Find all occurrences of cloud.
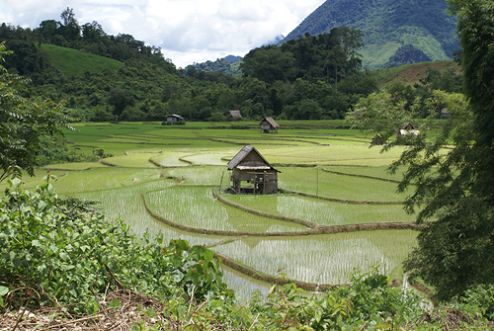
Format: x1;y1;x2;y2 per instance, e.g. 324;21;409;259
0;0;325;67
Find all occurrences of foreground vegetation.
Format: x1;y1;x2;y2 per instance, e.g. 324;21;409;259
2;180;493;330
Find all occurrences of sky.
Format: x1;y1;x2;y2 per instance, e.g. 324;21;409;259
0;0;325;67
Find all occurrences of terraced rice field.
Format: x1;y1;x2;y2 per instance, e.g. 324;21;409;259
2;121;421;299
223;194;415;226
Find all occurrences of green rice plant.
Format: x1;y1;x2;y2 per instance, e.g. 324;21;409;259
323;165;405;182
42;162;107;171
149;151;194;167
0;170;66;191
212;230;417;285
164;166;226;186
50;167;162;194
72;182;222;246
101;151;162;168
224;194;415;226
279;167;410;202
180;151;235;166
145;186;306;233
259;143;405;166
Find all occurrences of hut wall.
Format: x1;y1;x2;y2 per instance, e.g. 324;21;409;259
231;169;278;194
260;122;273;132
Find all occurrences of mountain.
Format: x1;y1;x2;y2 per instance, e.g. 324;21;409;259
284;0;459;68
263;34;285;46
223;55;242;64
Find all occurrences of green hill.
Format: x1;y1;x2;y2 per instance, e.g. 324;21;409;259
371;61;462;87
284;0;459;68
40;44;123;77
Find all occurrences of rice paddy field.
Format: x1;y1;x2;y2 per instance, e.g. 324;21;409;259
3;121;422;299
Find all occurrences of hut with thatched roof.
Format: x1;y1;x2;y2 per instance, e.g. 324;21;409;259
226;110;242;121
397;122;420;138
260;117;279;133
164;114;185;125
228;145;279;194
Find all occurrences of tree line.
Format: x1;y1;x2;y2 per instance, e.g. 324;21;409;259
0;9;384;122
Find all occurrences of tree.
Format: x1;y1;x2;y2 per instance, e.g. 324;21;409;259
108;88;134;120
82;21;105;41
59;7;80;41
0;43;67;181
242;46;296;83
60;7;76;27
381;0;494;300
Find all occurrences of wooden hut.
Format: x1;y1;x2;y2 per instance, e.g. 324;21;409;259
228;145;279;194
260;117;279;133
440;108;451;119
165;114;185;125
397;122;420;138
226;110;242;121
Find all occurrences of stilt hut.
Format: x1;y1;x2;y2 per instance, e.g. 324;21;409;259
397;122;420;138
260;117;279;133
164;114;185;125
226;110;242;121
228;145;279;194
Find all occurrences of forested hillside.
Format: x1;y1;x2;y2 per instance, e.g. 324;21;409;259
0;9;379;121
285;0;459;68
0;8;462;123
188;55;242;77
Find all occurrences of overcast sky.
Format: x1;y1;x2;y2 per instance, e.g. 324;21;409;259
0;0;325;67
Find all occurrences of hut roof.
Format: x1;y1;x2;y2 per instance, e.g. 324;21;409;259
401;122;417;130
228;110;242;119
168;114;184;120
227;145;278;171
260;117;280;129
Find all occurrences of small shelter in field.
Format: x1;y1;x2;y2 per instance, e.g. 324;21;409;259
226;110;242;121
228;145;279;194
164;114;185;125
397;122;420;138
260;117;279;133
440;108;451;119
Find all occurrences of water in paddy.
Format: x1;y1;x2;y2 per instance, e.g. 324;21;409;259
15;162;416;302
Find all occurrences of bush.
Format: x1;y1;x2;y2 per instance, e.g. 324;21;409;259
159;273;426;330
0;178;232;314
458;285;494;320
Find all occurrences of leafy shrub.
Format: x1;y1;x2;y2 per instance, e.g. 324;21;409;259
0;178;232;314
457;285;494;320
159;273;426;330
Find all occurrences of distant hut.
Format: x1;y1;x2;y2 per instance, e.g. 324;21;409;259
397;122;420;138
260;117;279;133
440;108;451;119
226;110;242;121
228;145;279;194
164;114;185;125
